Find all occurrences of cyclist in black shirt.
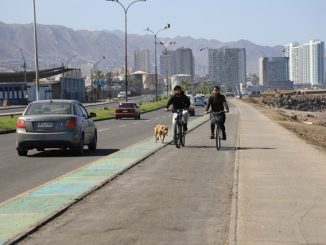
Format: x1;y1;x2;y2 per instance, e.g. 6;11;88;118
165;85;191;131
205;86;229;140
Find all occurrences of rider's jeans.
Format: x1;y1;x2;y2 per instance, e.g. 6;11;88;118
172;110;189;129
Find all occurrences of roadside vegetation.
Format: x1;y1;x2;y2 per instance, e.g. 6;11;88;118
0;98;168;133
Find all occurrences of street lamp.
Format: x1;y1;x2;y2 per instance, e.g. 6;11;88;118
106;0;146;102
19;48;27;84
90;56;106;101
32;0;40;101
64;54;78;68
145;23;170;101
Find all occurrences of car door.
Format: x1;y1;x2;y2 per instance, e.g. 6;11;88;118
79;103;95;143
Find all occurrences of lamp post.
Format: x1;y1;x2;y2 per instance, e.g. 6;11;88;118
90;56;106;101
19;48;27;84
64;54;78;68
106;0;146;102
145;24;170;101
32;0;40;101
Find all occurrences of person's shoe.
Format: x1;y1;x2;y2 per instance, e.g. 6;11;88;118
222;132;227;140
210;135;214;139
183;123;188;132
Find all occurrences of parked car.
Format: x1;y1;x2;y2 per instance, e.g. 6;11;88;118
115;102;141;120
16;99;97;156
186;94;196;116
194;96;206;107
117;91;126;98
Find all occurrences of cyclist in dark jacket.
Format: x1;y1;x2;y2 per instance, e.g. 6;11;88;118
205;86;229;140
165;85;191;131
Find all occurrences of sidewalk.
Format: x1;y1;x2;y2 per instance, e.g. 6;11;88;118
230;99;326;244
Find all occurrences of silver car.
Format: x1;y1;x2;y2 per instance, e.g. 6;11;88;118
16;100;97;156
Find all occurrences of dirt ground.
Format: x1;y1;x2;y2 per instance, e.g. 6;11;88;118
242;96;326;152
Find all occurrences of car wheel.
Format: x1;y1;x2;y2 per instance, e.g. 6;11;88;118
74;134;84;155
116;116;119;120
17;148;28;156
88;131;97;151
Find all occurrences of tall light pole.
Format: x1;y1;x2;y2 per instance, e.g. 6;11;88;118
19;48;27;84
64;54;78;68
32;0;40;101
145;24;170;101
106;0;146;102
90;56;106;101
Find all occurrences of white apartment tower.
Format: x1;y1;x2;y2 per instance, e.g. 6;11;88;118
302;40;324;85
134;49;150;73
285;40;324;86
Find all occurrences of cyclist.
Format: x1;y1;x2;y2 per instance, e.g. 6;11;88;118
164;85;191;132
205;86;229;140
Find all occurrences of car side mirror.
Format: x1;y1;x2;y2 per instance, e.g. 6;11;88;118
89;112;96;118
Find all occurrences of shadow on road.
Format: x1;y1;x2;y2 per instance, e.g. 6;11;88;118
237;147;276;150
27;148;120;158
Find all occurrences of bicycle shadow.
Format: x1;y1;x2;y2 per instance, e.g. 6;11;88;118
182;146;276;151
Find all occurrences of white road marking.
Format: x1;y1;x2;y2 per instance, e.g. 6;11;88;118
98;128;110;132
119;125;127;128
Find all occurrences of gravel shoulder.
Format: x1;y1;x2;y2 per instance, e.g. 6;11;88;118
242;96;326;152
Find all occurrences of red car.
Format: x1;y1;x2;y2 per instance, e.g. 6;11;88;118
115;102;141;120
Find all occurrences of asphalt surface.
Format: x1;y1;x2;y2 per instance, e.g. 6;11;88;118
4;98;326;244
0;108;191;203
19;105;239;245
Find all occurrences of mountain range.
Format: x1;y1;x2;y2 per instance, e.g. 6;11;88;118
0;22;284;75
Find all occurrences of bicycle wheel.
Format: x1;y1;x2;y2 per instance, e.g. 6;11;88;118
174;123;181;148
215;125;221;150
180;124;185;147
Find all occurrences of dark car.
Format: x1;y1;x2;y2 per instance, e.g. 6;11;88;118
115;102;141;120
16;99;97;156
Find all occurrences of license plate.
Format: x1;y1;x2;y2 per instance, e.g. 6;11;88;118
37;122;53;128
122;110;128;113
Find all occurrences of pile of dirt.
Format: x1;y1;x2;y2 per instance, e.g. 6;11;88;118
258;93;326;111
243;94;326;151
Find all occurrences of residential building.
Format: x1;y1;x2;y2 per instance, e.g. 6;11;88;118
259;57;292;89
208;47;246;92
285;40;324;87
134;49;150;73
160;47;195;81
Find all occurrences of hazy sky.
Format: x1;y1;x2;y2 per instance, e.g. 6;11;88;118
0;0;325;46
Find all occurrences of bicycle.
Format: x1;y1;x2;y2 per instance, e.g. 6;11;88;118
165;108;186;148
210;111;224;150
173;109;186;148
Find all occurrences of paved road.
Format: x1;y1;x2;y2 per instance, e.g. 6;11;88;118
5;99;326;244
0;107;206;203
20;104;239;245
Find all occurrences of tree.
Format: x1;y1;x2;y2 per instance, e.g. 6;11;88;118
180;80;192;92
195;80;213;95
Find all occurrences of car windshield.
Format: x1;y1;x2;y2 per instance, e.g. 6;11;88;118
118;103;135;108
25;102;72;115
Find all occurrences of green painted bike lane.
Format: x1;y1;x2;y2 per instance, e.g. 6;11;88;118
0;115;209;245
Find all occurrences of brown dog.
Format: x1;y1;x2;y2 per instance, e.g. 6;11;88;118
154;124;169;143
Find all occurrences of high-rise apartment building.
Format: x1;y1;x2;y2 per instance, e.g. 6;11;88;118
208;48;246;91
160;47;194;80
285;40;324;86
259;57;291;89
134;49;150;73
